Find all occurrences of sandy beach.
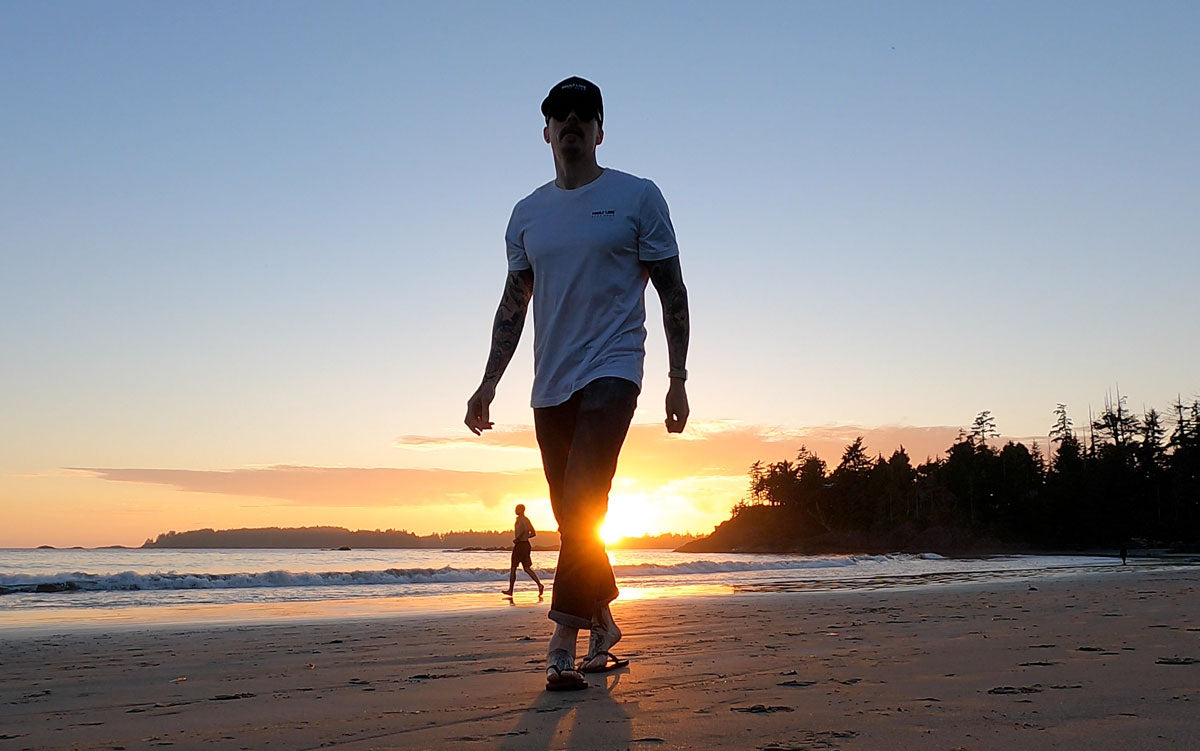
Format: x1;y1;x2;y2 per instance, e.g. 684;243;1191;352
2;565;1197;750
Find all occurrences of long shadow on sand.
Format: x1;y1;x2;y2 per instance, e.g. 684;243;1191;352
500;670;632;751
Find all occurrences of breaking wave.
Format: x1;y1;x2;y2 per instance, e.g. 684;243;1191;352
0;554;939;595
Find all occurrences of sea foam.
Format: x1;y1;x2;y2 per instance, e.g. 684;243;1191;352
0;555;911;594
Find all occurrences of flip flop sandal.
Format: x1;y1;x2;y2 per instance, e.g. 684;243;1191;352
545;648;587;691
578;650;630;673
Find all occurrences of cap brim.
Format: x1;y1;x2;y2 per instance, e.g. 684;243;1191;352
541;93;603;122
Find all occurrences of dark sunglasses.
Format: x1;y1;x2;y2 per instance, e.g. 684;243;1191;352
546;102;600;124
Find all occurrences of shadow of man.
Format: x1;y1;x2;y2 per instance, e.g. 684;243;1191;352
499;670;633;751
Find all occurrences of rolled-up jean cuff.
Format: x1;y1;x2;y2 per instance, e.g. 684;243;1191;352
547;609;593;630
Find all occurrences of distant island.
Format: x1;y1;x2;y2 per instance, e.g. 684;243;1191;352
683;396;1200;555
34;545;130;550
142;526;696;551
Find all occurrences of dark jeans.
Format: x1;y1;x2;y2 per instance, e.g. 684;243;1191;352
534;376;639;630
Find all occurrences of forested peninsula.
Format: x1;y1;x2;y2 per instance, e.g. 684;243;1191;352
682;396;1200;554
141;527;696;551
142;527;540;550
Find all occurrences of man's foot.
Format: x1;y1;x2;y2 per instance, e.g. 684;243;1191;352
545;648;586;691
500;589;513;596
579;621;622;672
578;650;629;673
537;582;545;596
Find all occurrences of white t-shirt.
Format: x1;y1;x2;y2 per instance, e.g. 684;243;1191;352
506;168;679;408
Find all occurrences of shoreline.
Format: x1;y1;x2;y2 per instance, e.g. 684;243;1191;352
0;555;1172;637
1;556;1188;637
2;566;1197;749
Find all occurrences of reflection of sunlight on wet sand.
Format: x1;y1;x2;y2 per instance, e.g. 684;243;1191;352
0;591;535;634
616;582;733;602
0;583;732;635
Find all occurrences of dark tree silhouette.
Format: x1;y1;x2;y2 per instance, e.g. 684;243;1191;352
1092;392;1141;448
716;392;1200;553
1050;403;1073;445
970;410;1000;447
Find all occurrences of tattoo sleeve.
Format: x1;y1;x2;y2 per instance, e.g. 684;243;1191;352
481;269;534;387
645;256;690;372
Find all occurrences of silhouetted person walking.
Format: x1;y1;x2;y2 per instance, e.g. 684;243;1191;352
502;504;544;597
466;77;690;691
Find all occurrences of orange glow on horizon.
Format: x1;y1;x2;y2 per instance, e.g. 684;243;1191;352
2;421;973;548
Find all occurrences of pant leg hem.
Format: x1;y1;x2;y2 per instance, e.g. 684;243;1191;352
547;609;592;630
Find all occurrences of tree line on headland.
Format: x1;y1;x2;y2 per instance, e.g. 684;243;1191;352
681;395;1200;554
142;527;536;550
141;527;696;551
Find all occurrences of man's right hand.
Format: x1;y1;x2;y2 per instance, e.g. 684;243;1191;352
464;383;497;435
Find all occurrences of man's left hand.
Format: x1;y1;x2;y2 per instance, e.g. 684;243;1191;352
665;379;689;433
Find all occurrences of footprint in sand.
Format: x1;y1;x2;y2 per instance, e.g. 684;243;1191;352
988;685;1043;694
732;704;794;713
778;679;817;687
1155;656;1199;665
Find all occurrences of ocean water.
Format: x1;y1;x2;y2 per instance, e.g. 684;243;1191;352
0;548;1130;632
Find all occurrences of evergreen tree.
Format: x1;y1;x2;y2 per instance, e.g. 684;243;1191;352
835;437;874;474
830;437;874;529
995;441;1043;539
1092;392;1141;448
940;435;982;527
881;447;917;524
796;450;831;531
1138;408;1168;474
1050;403;1073;446
970;410;1000;448
1029;441;1046;475
1167;398;1200;539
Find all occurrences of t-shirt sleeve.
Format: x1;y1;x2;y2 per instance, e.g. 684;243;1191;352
636;179;679;262
505;202;531;271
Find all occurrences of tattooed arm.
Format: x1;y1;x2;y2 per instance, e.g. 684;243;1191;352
645;255;690;433
465;269;534;435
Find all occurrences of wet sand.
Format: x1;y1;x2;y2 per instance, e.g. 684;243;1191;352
2;566;1197;750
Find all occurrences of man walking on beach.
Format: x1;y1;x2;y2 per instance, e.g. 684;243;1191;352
502;503;544;597
465;76;690;691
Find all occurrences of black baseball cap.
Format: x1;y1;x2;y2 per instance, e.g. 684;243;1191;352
540;76;603;125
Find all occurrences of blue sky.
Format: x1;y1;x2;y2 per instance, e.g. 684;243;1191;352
2;2;1197;544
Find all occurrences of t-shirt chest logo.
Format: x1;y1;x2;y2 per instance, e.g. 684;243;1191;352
590;209;616;220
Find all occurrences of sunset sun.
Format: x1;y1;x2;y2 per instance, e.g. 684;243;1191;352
599;490;675;544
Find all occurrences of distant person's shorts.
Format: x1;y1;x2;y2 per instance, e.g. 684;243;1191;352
511;541;533;568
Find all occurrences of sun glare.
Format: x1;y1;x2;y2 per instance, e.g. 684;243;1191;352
599;518;628;545
599;490;676;544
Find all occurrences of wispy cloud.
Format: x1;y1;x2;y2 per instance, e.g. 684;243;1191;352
75;465;546;508
2;469;98;480
394;429;538;452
